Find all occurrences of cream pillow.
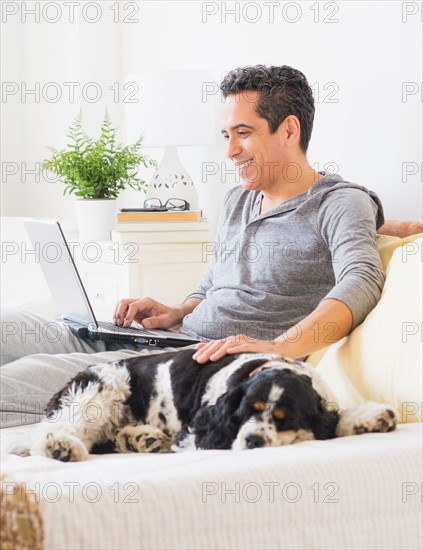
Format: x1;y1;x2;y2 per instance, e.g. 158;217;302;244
313;235;422;423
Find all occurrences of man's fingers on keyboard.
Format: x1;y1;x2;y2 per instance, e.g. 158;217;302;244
114;299;132;324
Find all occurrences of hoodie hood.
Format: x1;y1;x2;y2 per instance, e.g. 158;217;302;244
306;172;385;229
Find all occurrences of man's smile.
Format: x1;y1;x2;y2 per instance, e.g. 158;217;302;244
235;159;254;169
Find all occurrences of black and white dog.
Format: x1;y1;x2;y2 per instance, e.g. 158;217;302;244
21;350;397;461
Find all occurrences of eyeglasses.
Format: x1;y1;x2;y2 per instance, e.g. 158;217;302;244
143;198;190;211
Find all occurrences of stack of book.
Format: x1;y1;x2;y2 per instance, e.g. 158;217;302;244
116;210;203;223
112;210;211;244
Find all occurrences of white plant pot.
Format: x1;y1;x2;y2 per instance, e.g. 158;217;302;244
75;199;117;241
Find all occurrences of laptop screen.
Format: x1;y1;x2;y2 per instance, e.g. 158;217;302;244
23;219;98;327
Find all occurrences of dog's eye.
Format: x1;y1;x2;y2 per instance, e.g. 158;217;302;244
273;407;286;420
252;401;266;411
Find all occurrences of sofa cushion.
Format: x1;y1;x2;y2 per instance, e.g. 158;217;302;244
311;234;422;423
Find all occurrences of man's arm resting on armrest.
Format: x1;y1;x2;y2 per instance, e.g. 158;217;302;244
273;298;353;358
192;298;353;363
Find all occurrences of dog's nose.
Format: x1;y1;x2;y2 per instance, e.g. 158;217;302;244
245;435;265;449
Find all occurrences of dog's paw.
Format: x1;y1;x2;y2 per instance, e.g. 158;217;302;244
32;432;89;462
115;425;172;454
353;405;398;434
337;403;398;437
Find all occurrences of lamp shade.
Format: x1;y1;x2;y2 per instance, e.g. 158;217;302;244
125;70;215;148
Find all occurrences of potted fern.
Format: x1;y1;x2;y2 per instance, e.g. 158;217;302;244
42;110;156;240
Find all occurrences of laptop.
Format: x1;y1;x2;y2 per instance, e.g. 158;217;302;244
23;219;201;348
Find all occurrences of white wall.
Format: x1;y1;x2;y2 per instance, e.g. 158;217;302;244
1;1;422;235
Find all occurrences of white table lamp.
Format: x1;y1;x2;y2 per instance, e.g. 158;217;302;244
125;70;215;211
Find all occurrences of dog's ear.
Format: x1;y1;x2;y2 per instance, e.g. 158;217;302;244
221;383;246;417
190;383;246;450
310;398;340;440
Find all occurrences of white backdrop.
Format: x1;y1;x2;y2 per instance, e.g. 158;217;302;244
1;1;422;235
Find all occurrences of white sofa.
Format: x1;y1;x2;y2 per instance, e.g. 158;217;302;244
1;232;422;550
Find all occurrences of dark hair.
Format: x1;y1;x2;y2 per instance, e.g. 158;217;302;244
220;65;315;153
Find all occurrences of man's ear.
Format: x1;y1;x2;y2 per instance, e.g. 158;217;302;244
279;114;301;148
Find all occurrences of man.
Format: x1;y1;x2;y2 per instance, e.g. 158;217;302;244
113;65;385;363
0;65;385;427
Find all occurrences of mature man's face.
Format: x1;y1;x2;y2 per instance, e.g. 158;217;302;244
220;91;289;192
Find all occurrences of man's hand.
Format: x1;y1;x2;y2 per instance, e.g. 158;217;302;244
113;297;202;330
192;335;280;364
113;298;183;330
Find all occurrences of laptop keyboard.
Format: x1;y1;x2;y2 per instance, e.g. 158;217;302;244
98;321;152;335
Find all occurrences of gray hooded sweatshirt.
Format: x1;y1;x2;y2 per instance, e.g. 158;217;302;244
180;173;385;342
